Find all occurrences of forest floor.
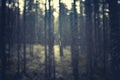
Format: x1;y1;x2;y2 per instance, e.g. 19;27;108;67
10;44;86;80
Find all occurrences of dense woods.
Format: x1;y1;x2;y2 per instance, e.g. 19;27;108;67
0;0;120;80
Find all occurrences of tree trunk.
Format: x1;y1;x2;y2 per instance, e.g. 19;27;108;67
108;0;120;80
71;0;79;80
0;0;7;80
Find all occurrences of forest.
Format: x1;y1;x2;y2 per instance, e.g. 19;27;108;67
0;0;120;80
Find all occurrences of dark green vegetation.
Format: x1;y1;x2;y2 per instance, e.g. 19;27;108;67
0;0;120;80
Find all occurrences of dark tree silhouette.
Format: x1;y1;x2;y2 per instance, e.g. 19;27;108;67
70;0;79;80
108;0;120;80
23;0;27;74
47;0;56;80
0;0;7;80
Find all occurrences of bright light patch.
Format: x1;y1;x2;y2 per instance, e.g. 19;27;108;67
118;0;120;4
18;0;80;17
19;0;24;14
62;0;72;10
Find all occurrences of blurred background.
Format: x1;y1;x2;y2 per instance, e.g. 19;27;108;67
0;0;120;80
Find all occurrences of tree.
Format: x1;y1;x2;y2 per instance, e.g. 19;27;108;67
85;0;95;80
23;0;27;74
47;0;56;80
59;0;64;57
70;0;79;80
0;0;7;80
108;0;120;80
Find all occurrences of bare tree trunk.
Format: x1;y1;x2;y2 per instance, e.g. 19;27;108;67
108;0;120;80
85;0;94;80
0;0;7;80
59;0;64;57
48;0;56;80
44;0;49;79
17;0;21;76
23;0;27;74
70;0;79;80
